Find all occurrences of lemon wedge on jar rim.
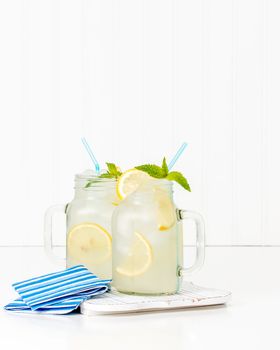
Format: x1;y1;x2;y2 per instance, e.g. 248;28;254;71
116;169;150;200
67;223;112;265
115;232;153;277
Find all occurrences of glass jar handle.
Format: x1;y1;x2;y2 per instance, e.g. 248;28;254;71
44;204;67;265
177;209;205;276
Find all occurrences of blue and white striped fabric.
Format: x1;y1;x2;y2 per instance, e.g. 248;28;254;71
4;265;111;314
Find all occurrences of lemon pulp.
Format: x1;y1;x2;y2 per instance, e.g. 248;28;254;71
154;187;176;231
116;232;153;277
67;222;112;265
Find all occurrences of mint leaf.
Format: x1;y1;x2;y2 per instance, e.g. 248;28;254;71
85;162;122;187
161;157;168;176
99;173;116;179
135;164;166;178
85;179;98;188
106;163;119;176
166;171;191;191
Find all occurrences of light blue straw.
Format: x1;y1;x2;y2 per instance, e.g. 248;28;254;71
81;137;100;174
168;142;188;170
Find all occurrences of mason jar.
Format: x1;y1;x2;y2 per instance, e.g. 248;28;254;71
44;172;117;279
112;179;205;295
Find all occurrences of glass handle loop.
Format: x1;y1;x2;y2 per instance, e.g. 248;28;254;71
177;209;205;276
44;204;66;265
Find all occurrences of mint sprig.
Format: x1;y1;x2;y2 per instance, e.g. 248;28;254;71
100;163;122;179
135;157;191;192
85;162;122;187
135;164;166;178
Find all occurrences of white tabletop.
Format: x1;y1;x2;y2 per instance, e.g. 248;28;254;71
0;246;279;350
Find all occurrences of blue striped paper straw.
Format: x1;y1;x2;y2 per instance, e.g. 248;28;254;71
168;142;188;170
81;137;100;174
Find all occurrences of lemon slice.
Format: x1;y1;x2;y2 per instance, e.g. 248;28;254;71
116;232;153;277
67;223;112;265
116;169;150;199
154;187;176;231
111;198;122;206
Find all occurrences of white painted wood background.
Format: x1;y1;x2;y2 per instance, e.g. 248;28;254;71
0;0;279;246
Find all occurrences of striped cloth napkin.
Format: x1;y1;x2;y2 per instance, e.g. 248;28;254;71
4;265;111;314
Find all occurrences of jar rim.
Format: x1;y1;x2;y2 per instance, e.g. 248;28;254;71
139;178;173;187
130;179;174;196
74;173;116;190
75;173;116;181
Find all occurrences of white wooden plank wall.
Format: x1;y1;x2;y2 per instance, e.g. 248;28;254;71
0;0;279;246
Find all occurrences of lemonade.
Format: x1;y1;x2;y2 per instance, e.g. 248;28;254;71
66;173;117;279
112;180;184;295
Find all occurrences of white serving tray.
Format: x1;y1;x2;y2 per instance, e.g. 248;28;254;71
80;282;231;315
